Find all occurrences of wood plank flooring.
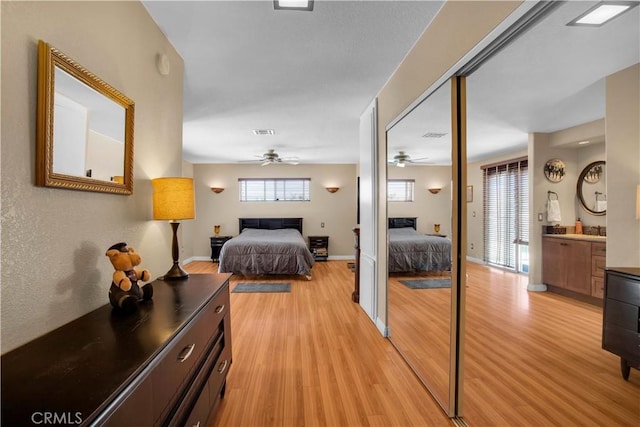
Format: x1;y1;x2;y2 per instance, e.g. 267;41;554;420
185;261;452;427
187;260;640;426
463;262;640;426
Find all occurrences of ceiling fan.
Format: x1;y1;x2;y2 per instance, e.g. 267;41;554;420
240;149;300;166
388;151;430;167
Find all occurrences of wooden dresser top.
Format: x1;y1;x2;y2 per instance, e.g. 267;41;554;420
1;273;231;425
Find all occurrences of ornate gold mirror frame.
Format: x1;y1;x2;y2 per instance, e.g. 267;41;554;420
36;40;134;195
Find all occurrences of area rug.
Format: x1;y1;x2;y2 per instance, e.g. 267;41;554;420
399;279;451;289
232;282;291;293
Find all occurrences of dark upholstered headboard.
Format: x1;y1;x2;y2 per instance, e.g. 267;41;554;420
239;218;303;235
388;217;417;230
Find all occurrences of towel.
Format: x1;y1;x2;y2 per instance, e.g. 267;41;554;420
547;199;562;223
595;200;607;211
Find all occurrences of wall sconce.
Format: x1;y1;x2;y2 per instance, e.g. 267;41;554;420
326;187;340;193
428;188;442;194
211;187;224;194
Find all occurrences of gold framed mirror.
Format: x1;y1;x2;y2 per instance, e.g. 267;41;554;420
36;40;134;195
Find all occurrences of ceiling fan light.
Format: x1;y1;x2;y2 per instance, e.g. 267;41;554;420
397;162;406;168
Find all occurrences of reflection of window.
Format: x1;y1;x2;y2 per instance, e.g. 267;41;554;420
239;178;310;201
482;157;528;272
388;179;414;202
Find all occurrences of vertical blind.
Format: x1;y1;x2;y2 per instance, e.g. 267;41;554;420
482;157;528;270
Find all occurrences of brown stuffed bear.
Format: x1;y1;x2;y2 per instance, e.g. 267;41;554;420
106;242;153;313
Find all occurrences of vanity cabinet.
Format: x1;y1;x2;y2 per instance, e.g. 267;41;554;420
1;273;232;426
542;236;592;295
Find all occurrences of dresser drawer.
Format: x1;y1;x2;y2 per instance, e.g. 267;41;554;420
209;339;232;402
592;242;606;257
153;301;220;422
591;277;604;299
591;255;606;278
604;298;639;331
606;274;640;306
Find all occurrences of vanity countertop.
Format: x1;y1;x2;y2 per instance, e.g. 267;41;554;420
543;233;606;242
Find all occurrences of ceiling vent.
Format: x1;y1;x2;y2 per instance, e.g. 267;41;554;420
422;132;447;138
253;129;275;135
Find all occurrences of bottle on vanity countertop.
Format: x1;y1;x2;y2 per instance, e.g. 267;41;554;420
575;218;583;234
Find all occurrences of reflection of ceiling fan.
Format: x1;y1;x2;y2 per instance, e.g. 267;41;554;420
388;151;429;167
240;149;300;166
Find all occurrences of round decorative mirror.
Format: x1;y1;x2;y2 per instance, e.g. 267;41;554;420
577;160;606;216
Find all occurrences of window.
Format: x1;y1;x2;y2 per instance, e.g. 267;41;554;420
239;178;311;201
388;179;414;202
482;157;528;272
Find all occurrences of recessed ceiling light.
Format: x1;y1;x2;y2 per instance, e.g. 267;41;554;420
567;1;638;27
253;129;275;135
578;140;591;145
273;0;314;12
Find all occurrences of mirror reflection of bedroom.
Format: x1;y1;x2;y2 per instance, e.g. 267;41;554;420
386;80;453;411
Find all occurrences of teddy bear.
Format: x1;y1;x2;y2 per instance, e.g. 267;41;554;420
106;242;153;313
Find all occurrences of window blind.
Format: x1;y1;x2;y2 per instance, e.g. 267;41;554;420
482;157;528;270
388;179;415;202
239;178;310;201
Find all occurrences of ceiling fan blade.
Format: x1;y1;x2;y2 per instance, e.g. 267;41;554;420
283;157;300;165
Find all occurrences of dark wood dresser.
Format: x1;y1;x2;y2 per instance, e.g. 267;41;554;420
602;267;640;380
1;273;232;426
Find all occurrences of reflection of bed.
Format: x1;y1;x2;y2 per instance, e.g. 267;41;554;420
218;218;315;277
388;217;451;273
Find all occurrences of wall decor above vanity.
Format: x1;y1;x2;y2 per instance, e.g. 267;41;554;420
543;158;566;183
36;40;135;195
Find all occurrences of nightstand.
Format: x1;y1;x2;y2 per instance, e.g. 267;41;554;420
210;236;232;262
308;236;329;262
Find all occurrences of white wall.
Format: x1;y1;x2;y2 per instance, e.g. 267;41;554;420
192;164;358;258
1;1;184;353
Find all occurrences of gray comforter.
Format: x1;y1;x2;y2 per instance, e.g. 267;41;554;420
388;227;452;273
218;228;315;276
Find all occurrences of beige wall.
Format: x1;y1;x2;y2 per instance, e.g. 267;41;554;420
1;1;184;352
606;63;640;267
375;1;523;324
388;166;452;236
192;164;358;258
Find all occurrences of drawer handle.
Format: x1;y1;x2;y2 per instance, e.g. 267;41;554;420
192;422;200;427
177;344;196;362
215;304;225;314
218;359;229;374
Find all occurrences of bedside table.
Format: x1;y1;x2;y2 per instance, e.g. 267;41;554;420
308;236;329;261
210;236;232;262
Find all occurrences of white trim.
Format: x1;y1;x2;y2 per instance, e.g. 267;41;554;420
184;256;210;264
466;256;485;265
527;283;548;292
376;317;389;337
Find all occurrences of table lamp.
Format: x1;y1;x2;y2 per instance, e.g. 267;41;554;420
152;177;195;280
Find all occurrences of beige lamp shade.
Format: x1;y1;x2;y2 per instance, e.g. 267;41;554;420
152;177;195;221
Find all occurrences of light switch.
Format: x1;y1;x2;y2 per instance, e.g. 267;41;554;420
538;213;543;221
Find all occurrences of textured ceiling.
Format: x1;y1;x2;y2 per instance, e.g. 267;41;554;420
144;1;639;166
144;0;444;164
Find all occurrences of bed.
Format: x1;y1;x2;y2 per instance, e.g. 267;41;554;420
217;218;315;278
388;217;452;273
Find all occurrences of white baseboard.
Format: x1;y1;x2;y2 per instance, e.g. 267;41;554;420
184;256;212;264
376;318;389;337
527;283;548;292
466;256;485;264
328;255;356;261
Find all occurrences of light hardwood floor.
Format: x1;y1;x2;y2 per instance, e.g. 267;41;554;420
185;261;452;427
187;260;640;426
